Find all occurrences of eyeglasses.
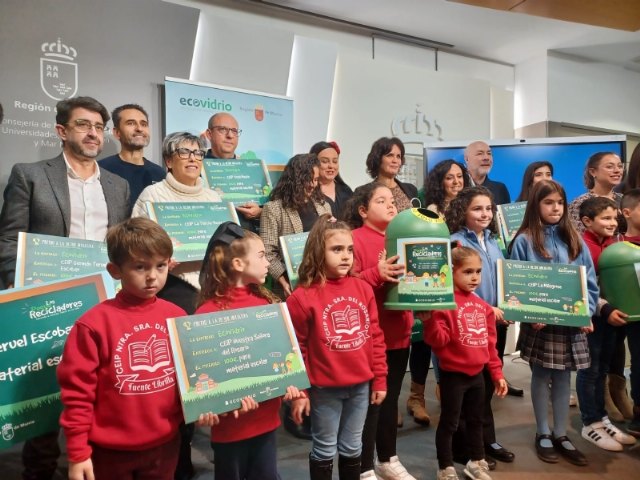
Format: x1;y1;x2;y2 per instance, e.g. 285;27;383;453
67;119;108;133
174;148;206;161
209;126;242;137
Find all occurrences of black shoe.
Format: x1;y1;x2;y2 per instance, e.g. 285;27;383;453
453;455;495;471
506;382;524;397
485;444;515;463
535;434;559;463
552;435;588;466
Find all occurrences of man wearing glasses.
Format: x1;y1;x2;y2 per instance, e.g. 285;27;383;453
99;103;165;209
205;112;262;225
0;96;130;479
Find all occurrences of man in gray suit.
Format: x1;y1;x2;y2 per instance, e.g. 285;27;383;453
0;96;130;480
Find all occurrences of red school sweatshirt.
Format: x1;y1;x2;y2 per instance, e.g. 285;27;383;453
351;225;413;349
57;290;185;462
286;276;387;391
196;286;282;443
424;290;503;382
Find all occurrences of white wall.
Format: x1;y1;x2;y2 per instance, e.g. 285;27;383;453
168;0;515;187
514;54;548;130
329;47;491;187
548;53;640;134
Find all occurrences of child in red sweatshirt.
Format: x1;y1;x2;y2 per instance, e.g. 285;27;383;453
57;218;219;480
344;182;415;479
195;222;303;480
287;215;388;480
420;245;506;480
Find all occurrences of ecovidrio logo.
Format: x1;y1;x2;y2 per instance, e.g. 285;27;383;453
178;96;233;112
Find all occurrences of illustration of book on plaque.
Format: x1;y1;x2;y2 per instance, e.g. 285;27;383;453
280;232;309;289
167;303;309;422
201;158;272;205
14;232;118;292
146;201;239;262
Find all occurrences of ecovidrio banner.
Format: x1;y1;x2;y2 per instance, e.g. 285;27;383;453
164;78;293;166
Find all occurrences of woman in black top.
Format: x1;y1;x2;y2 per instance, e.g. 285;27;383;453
310;141;353;218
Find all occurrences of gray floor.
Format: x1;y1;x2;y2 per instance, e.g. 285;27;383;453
2;356;639;479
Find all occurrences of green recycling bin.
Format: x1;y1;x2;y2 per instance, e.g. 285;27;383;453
384;208;456;311
599;241;640;320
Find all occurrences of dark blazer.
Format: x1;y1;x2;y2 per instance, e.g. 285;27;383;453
479;177;511;205
396;179;419;202
0;154;130;286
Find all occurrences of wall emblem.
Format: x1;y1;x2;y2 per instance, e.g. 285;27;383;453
391;104;444;142
40;38;78;101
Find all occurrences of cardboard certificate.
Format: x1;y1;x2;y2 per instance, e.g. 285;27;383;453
497;259;590;327
497;201;527;246
14;233;111;288
0;273;114;449
167;303;309;421
202;159;272;205
280;232;309;289
146;202;239;262
394;237;454;308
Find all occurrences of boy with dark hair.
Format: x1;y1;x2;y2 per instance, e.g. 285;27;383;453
57;218;217;480
620;189;640;436
576;196;636;450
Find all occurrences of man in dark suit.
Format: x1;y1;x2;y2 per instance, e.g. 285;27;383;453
0;96;130;480
464;140;511;206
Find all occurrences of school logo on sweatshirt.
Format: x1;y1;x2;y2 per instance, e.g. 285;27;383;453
456;301;488;348
112;323;176;395
323;297;371;351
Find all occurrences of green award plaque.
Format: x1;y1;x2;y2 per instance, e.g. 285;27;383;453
14;233;111;289
497;259;590;327
167;303;309;421
395;237;455;308
202;159;272;205
280;232;309;289
0;273;114;449
497;201;527;246
146;202;239;262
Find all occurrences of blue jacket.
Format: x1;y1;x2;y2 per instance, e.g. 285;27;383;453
509;225;599;316
451;227;503;307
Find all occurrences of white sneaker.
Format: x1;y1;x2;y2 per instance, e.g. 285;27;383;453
569;393;578;406
581;422;623;451
437;466;459;480
361;470;380;479
375;456;417;480
602;416;637;445
463;459;492;480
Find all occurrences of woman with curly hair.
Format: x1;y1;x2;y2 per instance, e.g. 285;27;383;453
260;153;331;298
419;160;471;218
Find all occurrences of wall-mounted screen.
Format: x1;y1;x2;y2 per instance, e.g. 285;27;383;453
424;136;626;203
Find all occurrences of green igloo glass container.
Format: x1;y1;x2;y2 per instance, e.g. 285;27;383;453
384;208;455;311
599;241;640;320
